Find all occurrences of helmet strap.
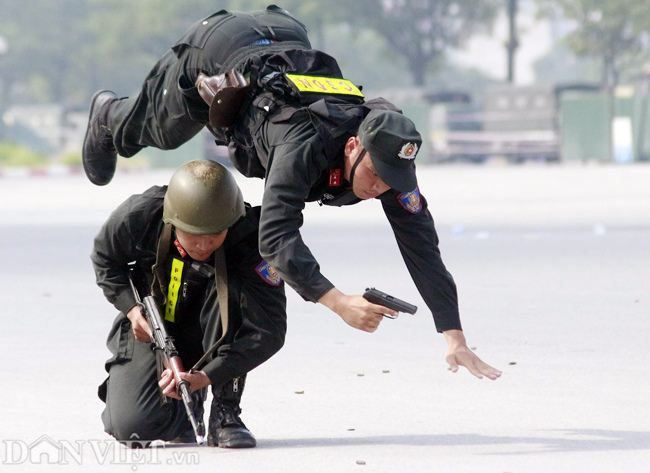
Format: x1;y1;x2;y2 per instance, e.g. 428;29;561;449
189;246;229;373
348;149;367;188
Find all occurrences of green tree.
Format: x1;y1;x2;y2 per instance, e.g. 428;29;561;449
0;0;220;107
538;0;650;89
538;0;650;162
0;1;500;106
83;0;217;98
0;0;93;106
214;0;500;87
339;0;500;86
532;43;601;85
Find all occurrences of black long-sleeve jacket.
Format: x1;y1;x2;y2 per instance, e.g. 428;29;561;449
255;113;461;332
91;185;287;387
218;49;462;332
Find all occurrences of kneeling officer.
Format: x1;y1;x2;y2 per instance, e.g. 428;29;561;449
92;160;287;447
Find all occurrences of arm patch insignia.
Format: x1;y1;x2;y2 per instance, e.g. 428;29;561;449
397;188;422;214
255;261;282;286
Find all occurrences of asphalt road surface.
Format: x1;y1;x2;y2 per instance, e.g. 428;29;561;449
1;163;649;472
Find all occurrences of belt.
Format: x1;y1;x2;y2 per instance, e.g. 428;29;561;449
219;40;310;74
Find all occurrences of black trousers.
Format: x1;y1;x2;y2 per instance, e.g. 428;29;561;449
108;8;311;157
98;313;200;444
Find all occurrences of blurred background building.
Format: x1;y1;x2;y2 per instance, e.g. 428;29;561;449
1;0;650;168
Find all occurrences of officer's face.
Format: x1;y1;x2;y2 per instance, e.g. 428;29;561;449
175;228;228;261
347;141;391;200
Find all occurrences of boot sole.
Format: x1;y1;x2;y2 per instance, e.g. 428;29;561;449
82;89;116;186
218;439;257;448
207;433;256;448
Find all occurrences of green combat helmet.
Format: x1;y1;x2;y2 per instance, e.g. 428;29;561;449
163;160;245;234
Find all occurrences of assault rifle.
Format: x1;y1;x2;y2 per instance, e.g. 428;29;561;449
363;287;418;317
127;272;207;446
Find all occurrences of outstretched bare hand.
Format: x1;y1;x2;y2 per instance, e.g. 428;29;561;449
443;330;502;380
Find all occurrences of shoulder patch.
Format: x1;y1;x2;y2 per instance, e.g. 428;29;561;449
397;188;422;214
255;261;282;286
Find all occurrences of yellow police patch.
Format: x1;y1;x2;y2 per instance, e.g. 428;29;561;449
286;74;364;98
165;258;185;322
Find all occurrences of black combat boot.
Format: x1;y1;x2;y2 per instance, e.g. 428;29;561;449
208;376;256;448
82;90;118;186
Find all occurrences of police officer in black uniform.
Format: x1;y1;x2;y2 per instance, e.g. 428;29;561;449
92;160;287;447
84;6;501;381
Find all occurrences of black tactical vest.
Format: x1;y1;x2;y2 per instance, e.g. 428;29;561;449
213;49;400;181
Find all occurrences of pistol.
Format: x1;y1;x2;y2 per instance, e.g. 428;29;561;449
363;287;418;316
